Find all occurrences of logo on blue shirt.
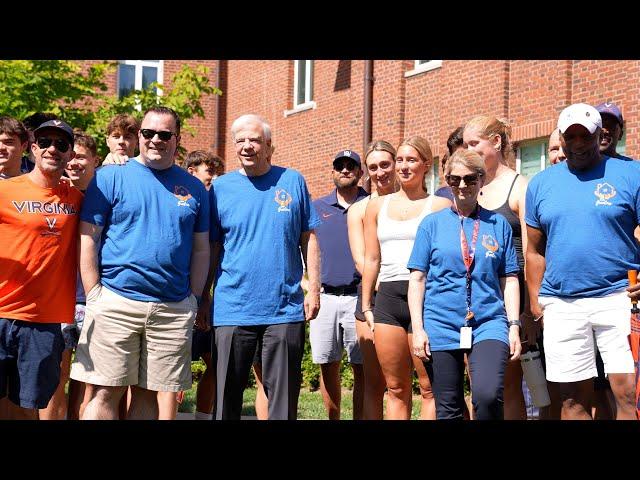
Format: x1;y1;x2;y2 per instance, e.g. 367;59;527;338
173;186;193;206
594;182;617;206
482;234;499;258
275;189;292;212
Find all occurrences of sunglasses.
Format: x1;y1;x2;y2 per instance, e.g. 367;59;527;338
36;137;71;153
445;173;482;187
333;161;358;172
140;129;177;141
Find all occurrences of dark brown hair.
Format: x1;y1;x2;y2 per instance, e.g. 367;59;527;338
0;116;28;144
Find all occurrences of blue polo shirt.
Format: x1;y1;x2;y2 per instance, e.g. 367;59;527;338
313;187;368;287
435;185;454;201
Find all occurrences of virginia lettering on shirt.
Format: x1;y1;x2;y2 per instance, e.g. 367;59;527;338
11;200;78;215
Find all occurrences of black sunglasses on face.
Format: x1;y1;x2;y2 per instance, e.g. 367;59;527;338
445;173;482;187
36;137;70;153
333;161;358;172
140;129;177;141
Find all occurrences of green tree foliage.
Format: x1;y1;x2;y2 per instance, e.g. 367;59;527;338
0;60;221;160
0;60;111;129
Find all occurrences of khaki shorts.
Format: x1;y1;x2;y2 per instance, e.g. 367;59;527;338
70;284;197;392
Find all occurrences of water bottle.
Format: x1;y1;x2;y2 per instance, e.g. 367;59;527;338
520;349;550;408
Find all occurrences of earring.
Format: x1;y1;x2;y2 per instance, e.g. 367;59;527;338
495;144;501;152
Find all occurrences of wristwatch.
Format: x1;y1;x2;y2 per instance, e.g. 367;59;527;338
508;319;522;328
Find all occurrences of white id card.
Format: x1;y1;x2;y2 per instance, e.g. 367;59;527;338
460;327;472;349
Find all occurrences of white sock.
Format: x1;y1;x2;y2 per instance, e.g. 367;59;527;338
194;411;213;420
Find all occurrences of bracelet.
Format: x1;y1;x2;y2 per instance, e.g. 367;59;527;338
508;319;521;328
362;309;373;314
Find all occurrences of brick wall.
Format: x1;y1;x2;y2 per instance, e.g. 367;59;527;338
222;60;367;197
82;60;640;198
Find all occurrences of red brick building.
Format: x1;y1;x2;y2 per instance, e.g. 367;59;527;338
95;60;639;198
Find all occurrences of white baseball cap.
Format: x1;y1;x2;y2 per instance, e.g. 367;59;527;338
557;103;602;134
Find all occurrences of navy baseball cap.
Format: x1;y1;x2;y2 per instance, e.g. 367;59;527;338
34;119;74;144
595;102;624;127
333;149;361;167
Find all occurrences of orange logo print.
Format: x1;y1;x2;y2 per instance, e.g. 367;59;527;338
275;189;292;212
174;186;193;206
482;234;499;258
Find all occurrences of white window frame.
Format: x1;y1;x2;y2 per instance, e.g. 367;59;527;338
516;141;548;176
285;60;316;116
405;60;443;78
117;60;164;99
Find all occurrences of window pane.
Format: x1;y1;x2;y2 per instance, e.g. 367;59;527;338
520;142;544;178
296;60;307;106
142;66;158;92
308;61;313;103
118;64;135;98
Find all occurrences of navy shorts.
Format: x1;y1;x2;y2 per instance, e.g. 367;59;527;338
192;328;213;361
0;318;64;409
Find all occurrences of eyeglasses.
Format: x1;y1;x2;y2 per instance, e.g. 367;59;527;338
36;137;70;153
140;129;177;141
445;173;482;187
333;161;358;172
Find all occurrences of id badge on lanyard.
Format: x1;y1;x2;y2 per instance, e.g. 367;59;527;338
458;205;481;349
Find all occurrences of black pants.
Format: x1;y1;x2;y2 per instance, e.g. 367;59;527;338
214;322;305;420
429;339;509;420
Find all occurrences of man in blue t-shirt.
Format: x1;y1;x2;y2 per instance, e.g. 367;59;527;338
70;107;210;420
200;113;321;420
526;103;638;420
309;149;367;420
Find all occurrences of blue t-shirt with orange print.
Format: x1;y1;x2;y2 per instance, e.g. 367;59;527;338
81;160;209;302
210;166;320;326
408;207;519;351
525;156;640;298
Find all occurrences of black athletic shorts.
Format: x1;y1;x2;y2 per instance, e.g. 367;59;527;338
373;280;412;333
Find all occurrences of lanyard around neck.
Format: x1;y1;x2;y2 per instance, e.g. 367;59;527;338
457;204;481;325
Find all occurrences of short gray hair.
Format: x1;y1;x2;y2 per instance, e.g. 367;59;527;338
230;114;272;143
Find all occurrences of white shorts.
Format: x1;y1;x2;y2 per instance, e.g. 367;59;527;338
541;290;635;383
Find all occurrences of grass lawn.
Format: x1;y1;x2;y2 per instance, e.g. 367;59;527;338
179;384;424;420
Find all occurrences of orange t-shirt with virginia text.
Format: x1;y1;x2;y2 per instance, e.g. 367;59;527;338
0;175;83;323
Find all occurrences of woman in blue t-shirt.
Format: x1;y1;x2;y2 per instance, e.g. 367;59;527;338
407;149;522;420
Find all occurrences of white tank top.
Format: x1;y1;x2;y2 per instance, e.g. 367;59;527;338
377;194;434;282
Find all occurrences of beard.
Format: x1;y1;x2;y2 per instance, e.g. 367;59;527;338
333;176;359;189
